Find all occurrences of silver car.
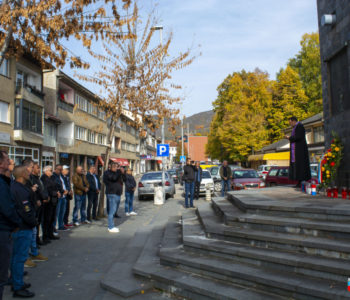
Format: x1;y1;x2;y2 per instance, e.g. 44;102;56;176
138;171;176;200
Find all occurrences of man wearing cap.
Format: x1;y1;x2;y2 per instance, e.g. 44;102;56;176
62;165;73;227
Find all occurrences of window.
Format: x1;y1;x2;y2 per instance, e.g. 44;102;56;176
121;141;127;150
87;130;96;143
44;122;56;138
0;59;9;77
114;137;121;150
210;167;219;176
0;101;9;123
75;94;88;112
15;100;43;133
314;126;324;143
268;169;279;176
98;110;106;120
16;68;41;91
278;168;289;177
4;145;39;166
97;133;106;145
75;126;87;140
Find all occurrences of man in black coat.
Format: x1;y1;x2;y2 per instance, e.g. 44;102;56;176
194;161;203;200
41;166;61;242
86;165;101;221
0;151;21;300
285;116;311;187
62;166;73;227
183;158;196;208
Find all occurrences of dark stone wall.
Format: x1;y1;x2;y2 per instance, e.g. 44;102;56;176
317;0;350;186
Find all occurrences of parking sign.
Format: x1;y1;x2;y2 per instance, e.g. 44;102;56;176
180;155;186;163
157;144;170;157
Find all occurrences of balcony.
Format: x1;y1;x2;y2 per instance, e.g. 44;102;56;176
15;86;44;107
43;135;57;148
58;99;74;113
14;129;43;145
58;136;74;147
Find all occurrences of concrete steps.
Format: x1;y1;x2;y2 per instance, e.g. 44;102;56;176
198;202;350;260
228;191;350;222
212;197;350;240
182;211;350;283
160;248;349;300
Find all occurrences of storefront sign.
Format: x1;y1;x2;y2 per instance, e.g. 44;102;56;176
60;153;69;159
140;155;153;160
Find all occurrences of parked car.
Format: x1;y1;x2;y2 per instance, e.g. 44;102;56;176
209;165;242;192
231;169;265;190
167;168;179;183
199;170;214;196
257;165;277;180
265;166;318;187
138;171;176;200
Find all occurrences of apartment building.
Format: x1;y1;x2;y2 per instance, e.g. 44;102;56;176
0;55;45;165
110;110;141;174
43;69;108;174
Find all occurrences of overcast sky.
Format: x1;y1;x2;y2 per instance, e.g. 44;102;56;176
63;0;319;117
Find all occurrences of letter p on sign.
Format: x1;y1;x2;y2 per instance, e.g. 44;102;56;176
157;144;170;157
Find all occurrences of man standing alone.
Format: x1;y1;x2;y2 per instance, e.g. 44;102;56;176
0;151;21;300
285;116;311;187
86;165;101;222
194;161;202;200
183;158;196;208
72;166;89;226
220;161;232;197
103;163;124;233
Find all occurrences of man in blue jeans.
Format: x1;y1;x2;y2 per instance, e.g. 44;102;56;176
53;165;69;231
103;162;125;233
183;158;196;208
219;160;232;197
11;165;37;298
72;166;89;226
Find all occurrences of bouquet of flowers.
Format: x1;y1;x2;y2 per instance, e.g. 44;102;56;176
320;134;343;188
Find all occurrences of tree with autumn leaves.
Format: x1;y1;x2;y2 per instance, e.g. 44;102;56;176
207;32;322;163
0;0;131;68
78;3;197;216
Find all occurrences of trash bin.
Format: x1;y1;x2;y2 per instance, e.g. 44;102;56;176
154;184;164;205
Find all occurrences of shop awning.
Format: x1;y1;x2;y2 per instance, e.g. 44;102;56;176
263;152;290;160
110;157;129;166
248;152;290;162
97;156;104;166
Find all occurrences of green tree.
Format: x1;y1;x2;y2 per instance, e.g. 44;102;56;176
207;70;272;162
288;32;322;115
268;65;310;141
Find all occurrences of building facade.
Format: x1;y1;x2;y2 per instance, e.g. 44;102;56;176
184;136;208;162
317;0;350;185
0;55;45;165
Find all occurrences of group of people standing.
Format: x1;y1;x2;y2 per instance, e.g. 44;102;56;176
182;159;204;208
0;150;138;299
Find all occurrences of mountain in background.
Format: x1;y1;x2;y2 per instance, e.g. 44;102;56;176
157;110;214;140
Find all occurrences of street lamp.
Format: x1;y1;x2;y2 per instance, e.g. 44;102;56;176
151;25;165;204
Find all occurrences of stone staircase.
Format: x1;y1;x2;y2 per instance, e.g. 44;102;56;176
104;189;350;299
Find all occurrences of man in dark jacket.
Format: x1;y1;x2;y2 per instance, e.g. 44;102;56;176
86;165;101;221
0;151;21;300
41;166;61;243
183;158;196;208
124;169;137;216
103;162;125;233
219;161;232;197
31;162;48;246
285;116;311;187
11;165;37;298
194;161;203;200
52;165;67;232
62;166;73;227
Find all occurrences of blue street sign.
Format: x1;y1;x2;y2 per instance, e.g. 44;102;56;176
157;144;170;157
180;155;186;163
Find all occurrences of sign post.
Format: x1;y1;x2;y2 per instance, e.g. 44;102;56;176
157;144;170;204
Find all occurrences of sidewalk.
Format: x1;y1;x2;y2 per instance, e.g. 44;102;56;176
3;187;187;300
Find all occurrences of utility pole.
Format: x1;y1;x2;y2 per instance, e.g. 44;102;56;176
187;123;190;159
181;118;184;167
152;25;165;204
